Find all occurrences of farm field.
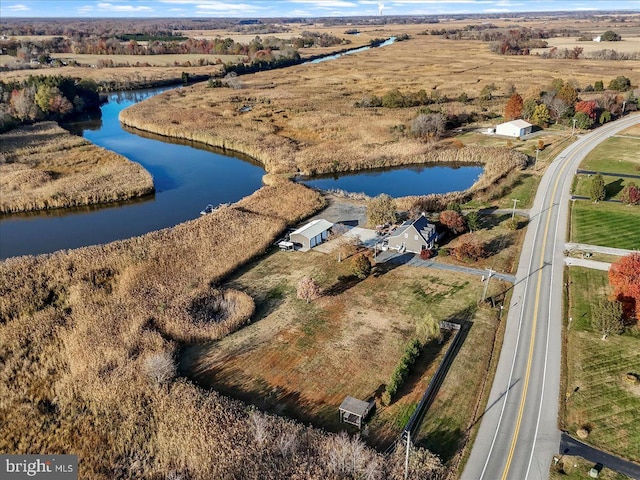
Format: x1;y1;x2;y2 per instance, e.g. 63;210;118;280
563;267;640;462
0;121;154;213
570;200;640;250
530;35;640;55
580;136;640;175
180;248;508;451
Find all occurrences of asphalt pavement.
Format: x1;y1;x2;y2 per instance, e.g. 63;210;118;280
461;114;640;480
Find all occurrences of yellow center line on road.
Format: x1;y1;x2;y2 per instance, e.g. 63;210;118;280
500;150;575;480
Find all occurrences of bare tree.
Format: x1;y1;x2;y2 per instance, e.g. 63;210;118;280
276;431;299;458
297;276;321;303
330;224;356;263
411;112;446;138
145;351;176;385
251;412;269;448
224;72;243;90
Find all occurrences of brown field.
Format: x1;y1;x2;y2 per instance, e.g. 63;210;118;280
531;36;640;55
0;54;17;66
0;122;154;213
1;182;447;479
49;52;244;67
180;247;508;454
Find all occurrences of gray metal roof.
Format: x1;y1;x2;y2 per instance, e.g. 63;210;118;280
339;396;371;416
290;219;333;239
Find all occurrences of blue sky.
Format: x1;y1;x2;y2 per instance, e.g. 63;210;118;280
1;0;638;18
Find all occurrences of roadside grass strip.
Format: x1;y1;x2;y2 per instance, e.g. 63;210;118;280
571;201;640;251
566;268;640;463
580;137;640;176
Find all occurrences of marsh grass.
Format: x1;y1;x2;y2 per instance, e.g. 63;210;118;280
0;183;446;480
0;122;154;213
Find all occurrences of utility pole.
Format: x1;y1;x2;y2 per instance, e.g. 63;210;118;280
622;101;627;113
511;198;519;219
572;118;577;136
535;148;540;165
482;268;494;303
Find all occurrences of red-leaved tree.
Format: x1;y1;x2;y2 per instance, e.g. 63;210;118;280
575;100;598;120
439;210;467;235
608;252;640;323
620;182;640;205
504;93;524;121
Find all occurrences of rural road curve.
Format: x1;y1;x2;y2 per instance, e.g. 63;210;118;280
461;113;640;480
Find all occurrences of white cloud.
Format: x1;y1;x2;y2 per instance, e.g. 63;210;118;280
289;0;359;7
484;7;510;12
195;2;260;11
97;3;154;11
6;4;31;11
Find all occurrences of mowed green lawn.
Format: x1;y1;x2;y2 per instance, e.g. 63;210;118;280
571;200;640;250
565;267;640;462
573;175;636;201
580;137;640;176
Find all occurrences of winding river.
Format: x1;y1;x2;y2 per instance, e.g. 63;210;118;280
0;38;483;259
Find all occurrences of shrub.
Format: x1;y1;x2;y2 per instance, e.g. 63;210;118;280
145;351;177;385
620;182;640;205
351;253;372;279
419;249;434;260
466;211;481;232
367;193;397;227
590;173;606;202
505;217;519;231
594;80;604;92
452;234;486;261
608;76;631;92
439;210;467;234
383;338;422;405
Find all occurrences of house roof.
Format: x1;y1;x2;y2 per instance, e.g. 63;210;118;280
388;216;435;242
339;396;371;416
290;219;333;239
498;119;532;129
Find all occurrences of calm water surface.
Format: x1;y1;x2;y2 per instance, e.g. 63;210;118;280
0;87;265;259
300;163;483;198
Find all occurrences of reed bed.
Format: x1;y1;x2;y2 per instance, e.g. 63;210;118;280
0;122;154;213
0;182;443;479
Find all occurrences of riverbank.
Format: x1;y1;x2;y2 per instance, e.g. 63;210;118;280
2;181;444;479
0;121;154;213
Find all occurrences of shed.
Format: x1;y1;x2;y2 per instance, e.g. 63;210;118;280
386;215;437;254
495;119;533;138
289;219;333;250
339;396;374;429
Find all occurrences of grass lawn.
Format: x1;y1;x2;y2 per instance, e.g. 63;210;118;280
564;267;640;462
549;456;631;480
570;200;640;250
179;248;507;451
573;174;636;201
580;137;640;176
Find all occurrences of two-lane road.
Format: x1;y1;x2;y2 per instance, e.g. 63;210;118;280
462;114;640;480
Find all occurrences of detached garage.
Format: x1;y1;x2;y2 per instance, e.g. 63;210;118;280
289;219;333;250
495;119;533;138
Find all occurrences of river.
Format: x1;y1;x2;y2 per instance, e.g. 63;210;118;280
1;38;483;259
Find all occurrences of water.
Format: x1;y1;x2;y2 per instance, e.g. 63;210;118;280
300;163;483;198
0;87;265;259
305;36;396;64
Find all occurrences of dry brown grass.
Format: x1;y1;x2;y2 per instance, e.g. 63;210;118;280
0;183;444;479
0;122;154;213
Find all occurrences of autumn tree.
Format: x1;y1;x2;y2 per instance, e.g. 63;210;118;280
594;80;604;92
504;93;523;120
10;86;40;121
608;253;640;322
557;83;578;106
439;210;466;234
531;103;550;126
590;173;606;202
297;276;321;303
367;193;397;227
452;234;486;261
522;98;538;121
575;100;598;120
620;182;640;205
591;299;624;339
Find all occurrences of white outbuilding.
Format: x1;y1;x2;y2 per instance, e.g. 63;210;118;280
495;119;533;138
289;219;333;250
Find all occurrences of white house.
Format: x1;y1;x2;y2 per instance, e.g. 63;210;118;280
495;119;533;138
289;219;333;250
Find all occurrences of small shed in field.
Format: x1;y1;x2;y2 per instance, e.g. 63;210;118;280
495;119;533;138
339;396;374;429
289;219;333;250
